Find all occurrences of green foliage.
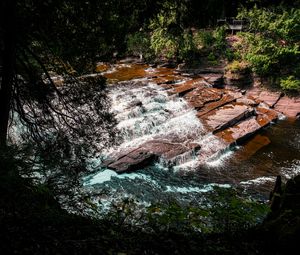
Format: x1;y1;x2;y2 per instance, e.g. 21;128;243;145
225;60;250;73
207;188;269;233
213;26;227;51
193;30;215;48
236;6;300;80
280;76;300;91
126;32;154;60
207;52;218;66
101;187;270;235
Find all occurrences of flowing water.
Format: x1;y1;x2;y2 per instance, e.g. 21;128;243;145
82;63;300;214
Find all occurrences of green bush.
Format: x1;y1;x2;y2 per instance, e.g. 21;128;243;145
126;32;154;60
236;6;300;80
280;76;300;91
225;60;250;73
193;30;215;49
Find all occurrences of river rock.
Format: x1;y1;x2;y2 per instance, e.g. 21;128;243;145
184;87;223;109
224;71;252;87
236;96;259;107
215;116;263;144
234;134;271;161
201;103;255;133
105;148;158;173
273;96;300;118
197;93;236;117
105;139;201;173
171;78;205;96
215;107;278;144
203;73;224;88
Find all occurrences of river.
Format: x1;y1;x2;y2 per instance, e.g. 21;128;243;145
82;62;300;214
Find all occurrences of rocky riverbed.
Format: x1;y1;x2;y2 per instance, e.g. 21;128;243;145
98;60;299;174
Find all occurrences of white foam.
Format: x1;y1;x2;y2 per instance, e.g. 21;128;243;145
205;149;235;167
280;160;300;179
165;183;231;194
84;169;118;185
240;176;276;186
84;170;160;188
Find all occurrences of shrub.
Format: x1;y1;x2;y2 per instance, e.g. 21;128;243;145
280;76;300;91
193;30;215;49
126;32;154;60
236;6;300;80
225;60;250;73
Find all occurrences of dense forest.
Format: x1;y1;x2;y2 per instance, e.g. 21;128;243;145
1;0;300;254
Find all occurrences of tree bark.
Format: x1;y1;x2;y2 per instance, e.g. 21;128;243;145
0;0;16;146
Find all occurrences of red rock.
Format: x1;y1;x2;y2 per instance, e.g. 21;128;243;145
274;96;300;118
203;74;224;88
215;107;278;145
197;94;236;117
171;78;205;96
106;148;157;173
247;88;282;107
104;64;148;82
236;96;259;106
184;87;223;109
256;107;278;127
201;103;254;133
216;117;261;144
105;139;201;173
257;91;283;107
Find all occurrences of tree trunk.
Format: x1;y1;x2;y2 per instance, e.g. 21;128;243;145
0;0;16;146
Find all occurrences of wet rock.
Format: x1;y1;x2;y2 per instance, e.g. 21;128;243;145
128;100;143;108
236;96;259;107
95;62;110;72
105;148;158;173
215;116;262;144
184;87;223;109
202;103;254;133
273;96;300;118
246;88;283;108
103;64;147;82
105;139;201;173
215;107;278;144
171;78;205;96
256;107;278;127
258;91;283;108
203;74;224;88
197;94;236;117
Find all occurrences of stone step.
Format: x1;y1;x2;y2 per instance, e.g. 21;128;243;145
201;103;255;133
215;107;278;145
170;78;205;96
104;139;201;173
184;87;223;109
